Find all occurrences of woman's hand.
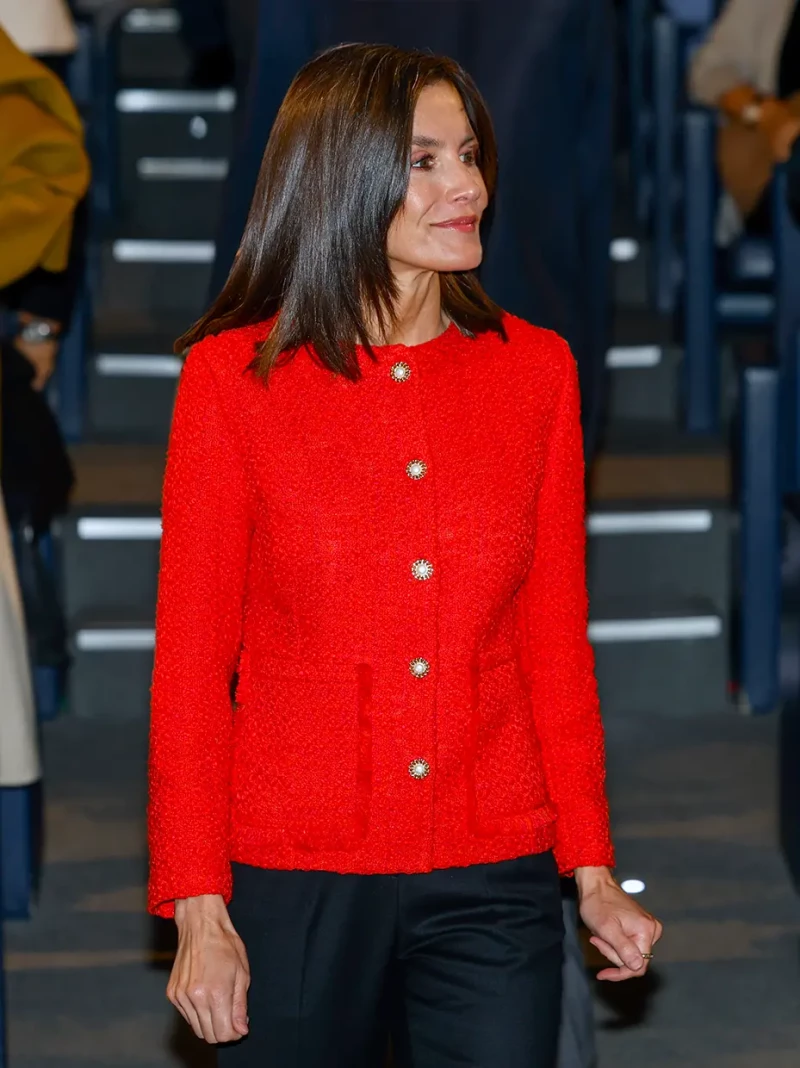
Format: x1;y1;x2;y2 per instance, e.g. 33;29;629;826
169;894;250;1044
757;99;800;163
770;115;800;163
575;866;662;982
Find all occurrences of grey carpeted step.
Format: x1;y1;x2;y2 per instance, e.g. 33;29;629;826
97;239;213;318
588;505;730;615
590;595;729;717
612;235;650;309
115;6;190;87
86;337;181;443
606;343;683;424
120;159;228;239
68;614;155;719
59;509;162;625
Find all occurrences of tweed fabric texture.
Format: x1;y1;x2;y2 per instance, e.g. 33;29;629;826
147;314;614;919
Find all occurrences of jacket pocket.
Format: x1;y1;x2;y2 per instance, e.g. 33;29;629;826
231;659;372;852
467;655;553;838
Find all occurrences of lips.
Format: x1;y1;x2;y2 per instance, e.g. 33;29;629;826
431;216;478;232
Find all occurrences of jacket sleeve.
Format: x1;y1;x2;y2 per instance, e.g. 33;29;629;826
687;0;764;106
517;339;614;876
147;343;254;919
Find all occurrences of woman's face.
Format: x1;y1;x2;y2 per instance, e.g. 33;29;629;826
387;82;488;277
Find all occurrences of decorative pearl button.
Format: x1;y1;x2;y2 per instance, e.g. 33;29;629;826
406;460;428;480
408;758;430;780
411;559;434;581
409;657;430;678
390;361;411;382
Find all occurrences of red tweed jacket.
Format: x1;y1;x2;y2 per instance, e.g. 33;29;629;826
147;313;614;918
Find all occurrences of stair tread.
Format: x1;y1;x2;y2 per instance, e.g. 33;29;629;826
589;594;721;621
590;453;730;503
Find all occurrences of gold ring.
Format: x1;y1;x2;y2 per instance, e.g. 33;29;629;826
641;952;654;960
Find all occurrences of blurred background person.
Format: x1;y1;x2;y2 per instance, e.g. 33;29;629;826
172;0;257;94
689;0;800;239
0;22;89;693
0;492;41;795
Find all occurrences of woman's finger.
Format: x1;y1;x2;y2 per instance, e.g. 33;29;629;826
596;963;642;982
184;989;220;1045
208;984;238;1044
231;961;251;1037
601;924;647;971
175;991;211;1042
589;935;626;969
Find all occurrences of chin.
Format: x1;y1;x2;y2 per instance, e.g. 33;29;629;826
430;249;484;273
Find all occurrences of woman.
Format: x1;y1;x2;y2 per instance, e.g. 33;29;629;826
148;44;661;1066
689;0;800;235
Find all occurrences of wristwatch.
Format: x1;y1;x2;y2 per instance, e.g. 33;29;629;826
17;319;59;344
741;101;764;126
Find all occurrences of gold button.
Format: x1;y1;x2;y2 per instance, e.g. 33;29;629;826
411;559;434;581
406;460;428;480
390;361;411;382
409;657;430;678
408;758;430;780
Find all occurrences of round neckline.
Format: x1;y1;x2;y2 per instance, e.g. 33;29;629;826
363;320;461;357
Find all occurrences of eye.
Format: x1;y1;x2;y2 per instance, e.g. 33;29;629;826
461;148;479;166
411;154;434;170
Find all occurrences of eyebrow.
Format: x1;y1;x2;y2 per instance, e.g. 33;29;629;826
411;134;478;150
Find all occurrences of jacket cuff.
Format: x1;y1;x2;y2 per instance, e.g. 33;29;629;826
148;866;233;920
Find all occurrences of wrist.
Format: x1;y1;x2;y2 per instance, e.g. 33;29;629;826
174;893;230;928
16;316;62;345
574;865;616;898
718;83;760;121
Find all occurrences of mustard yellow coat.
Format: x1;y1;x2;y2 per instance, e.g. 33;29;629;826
0;26;90;289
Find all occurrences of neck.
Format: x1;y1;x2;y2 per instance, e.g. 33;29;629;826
370;270;448;347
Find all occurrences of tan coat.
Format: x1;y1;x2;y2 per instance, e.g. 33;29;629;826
0;496;41;788
688;0;798;223
0;0;77;56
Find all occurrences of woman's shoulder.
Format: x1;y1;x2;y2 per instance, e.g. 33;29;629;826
496;313;574;377
180;319;275;382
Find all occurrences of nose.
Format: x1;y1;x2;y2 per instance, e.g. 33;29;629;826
446;159;482;205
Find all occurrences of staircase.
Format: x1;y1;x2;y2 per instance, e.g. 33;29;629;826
62;5;733;723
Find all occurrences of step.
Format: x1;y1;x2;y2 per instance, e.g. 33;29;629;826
68;615;155;719
116;6;190;88
588;505;730;613
611;236;650;309
59;509;162;624
120;156;228;239
590;451;730;502
87;338;181;443
69;444;166;506
589;596;729;717
605;344;682;424
117;87;235;161
98;239;214;318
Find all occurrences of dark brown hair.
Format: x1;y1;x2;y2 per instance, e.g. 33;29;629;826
177;42;506;380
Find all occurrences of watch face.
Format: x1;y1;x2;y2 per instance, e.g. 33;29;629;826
20;321;56;343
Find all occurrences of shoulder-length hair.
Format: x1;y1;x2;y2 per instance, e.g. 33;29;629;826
177;42;505;380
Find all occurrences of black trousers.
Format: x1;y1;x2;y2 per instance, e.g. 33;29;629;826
219;852;564;1068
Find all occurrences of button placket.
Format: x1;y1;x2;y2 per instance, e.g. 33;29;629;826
387;352;435;797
